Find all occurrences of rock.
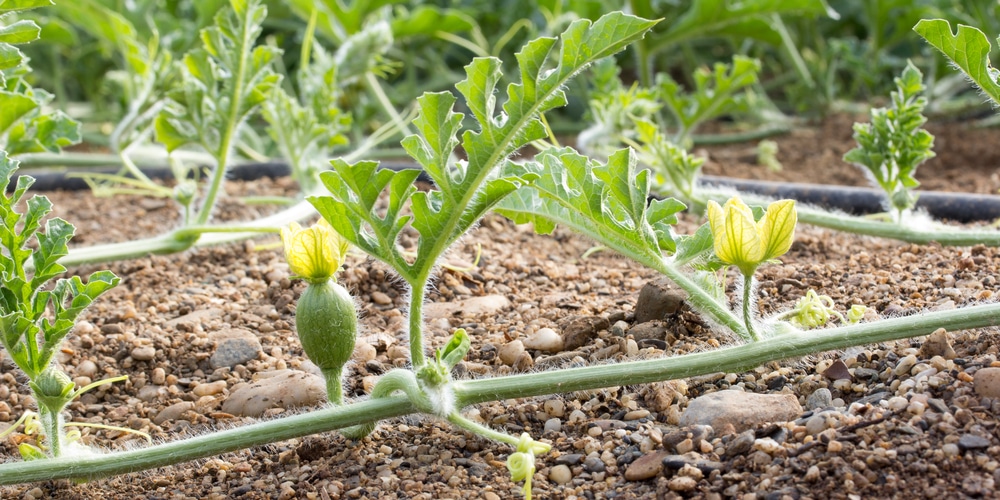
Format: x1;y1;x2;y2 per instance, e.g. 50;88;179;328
352;341;377;363
222;370;326;417
131;345;156;362
561;315;610;351
371;291;392;305
192;380;227;397
610;320;629;336
512;352;534;372
210;329;262;369
75;360;98;378
523;328;563;353
628;321;671;343
806;388;833;410
624;450;670;481
958;434;991;451
667;476;697;492
643;380;687;412
498;340;525;366
680;390;802;432
548;464;573;485
424;295;511;319
973;367;1000;399
634;278;685;323
724;430;756;458
822;359;851;380
153;401;195;425
893;354;918;376
662;455;723;475
543;399;566;418
583;456;606;473
543;418;562;434
919;328;956;359
554;453;584;466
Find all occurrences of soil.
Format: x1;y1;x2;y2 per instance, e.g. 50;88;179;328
2;115;1000;499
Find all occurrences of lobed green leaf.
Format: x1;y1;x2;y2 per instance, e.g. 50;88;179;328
914;19;1000;106
312;12;657;284
497;147;685;258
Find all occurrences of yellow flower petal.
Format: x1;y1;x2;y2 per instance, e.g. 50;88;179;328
281;219;349;282
721;197;763;275
759;199;796;262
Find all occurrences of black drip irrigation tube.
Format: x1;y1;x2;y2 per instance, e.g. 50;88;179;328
9;162;1000;223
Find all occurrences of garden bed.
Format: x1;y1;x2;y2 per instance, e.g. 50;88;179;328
2;115;999;499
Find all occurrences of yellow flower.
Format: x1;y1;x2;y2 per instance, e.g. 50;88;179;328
281;218;349;282
707;197;796;276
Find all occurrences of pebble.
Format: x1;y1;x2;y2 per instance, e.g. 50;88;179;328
554;453;583;466
131;345;156;362
371;291;392;305
628;321;671;342
193;380;227;397
806;388;832;410
973;367;1000;398
583;456;606;473
667;476;697;492
544;418;562;434
610;320;629;336
76;360;98;378
919;328;956;359
544;399;566;418
424;295;511;319
634;278;685;323
724;430;756;458
222;370;326;417
662;455;723;475
498;340;525;366
624;409;650;421
805;465;821;482
561;315;610;351
210;335;263;369
548;464;573;485
822;359;851;380
893;355;918;376
680;390;802;432
958;434;991;451
151;367;166;385
352;342;377;363
624;450;669;481
153;401;195;425
523;328;563;353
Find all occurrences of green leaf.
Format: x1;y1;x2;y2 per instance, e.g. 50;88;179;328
658;55;761;142
400;92;463;192
0;90;37;136
0;42;23;73
647;0;831;52
0;20;39;44
0;0;53;14
674;223;716;266
843;61;933;215
310;161;421;275
914;19;1000;106
497;147;684;259
312;12;657;284
155;0;278;157
390;6;474;38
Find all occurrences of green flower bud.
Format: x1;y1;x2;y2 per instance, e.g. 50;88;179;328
295;279;358;404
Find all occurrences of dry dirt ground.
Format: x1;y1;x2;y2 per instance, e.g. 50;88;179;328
2;115;1000;499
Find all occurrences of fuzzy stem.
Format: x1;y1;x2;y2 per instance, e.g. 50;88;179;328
5;302;1000;484
407;283;427;368
38;407;62;458
323;368;344;406
740;273;759;341
447;412;519;446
